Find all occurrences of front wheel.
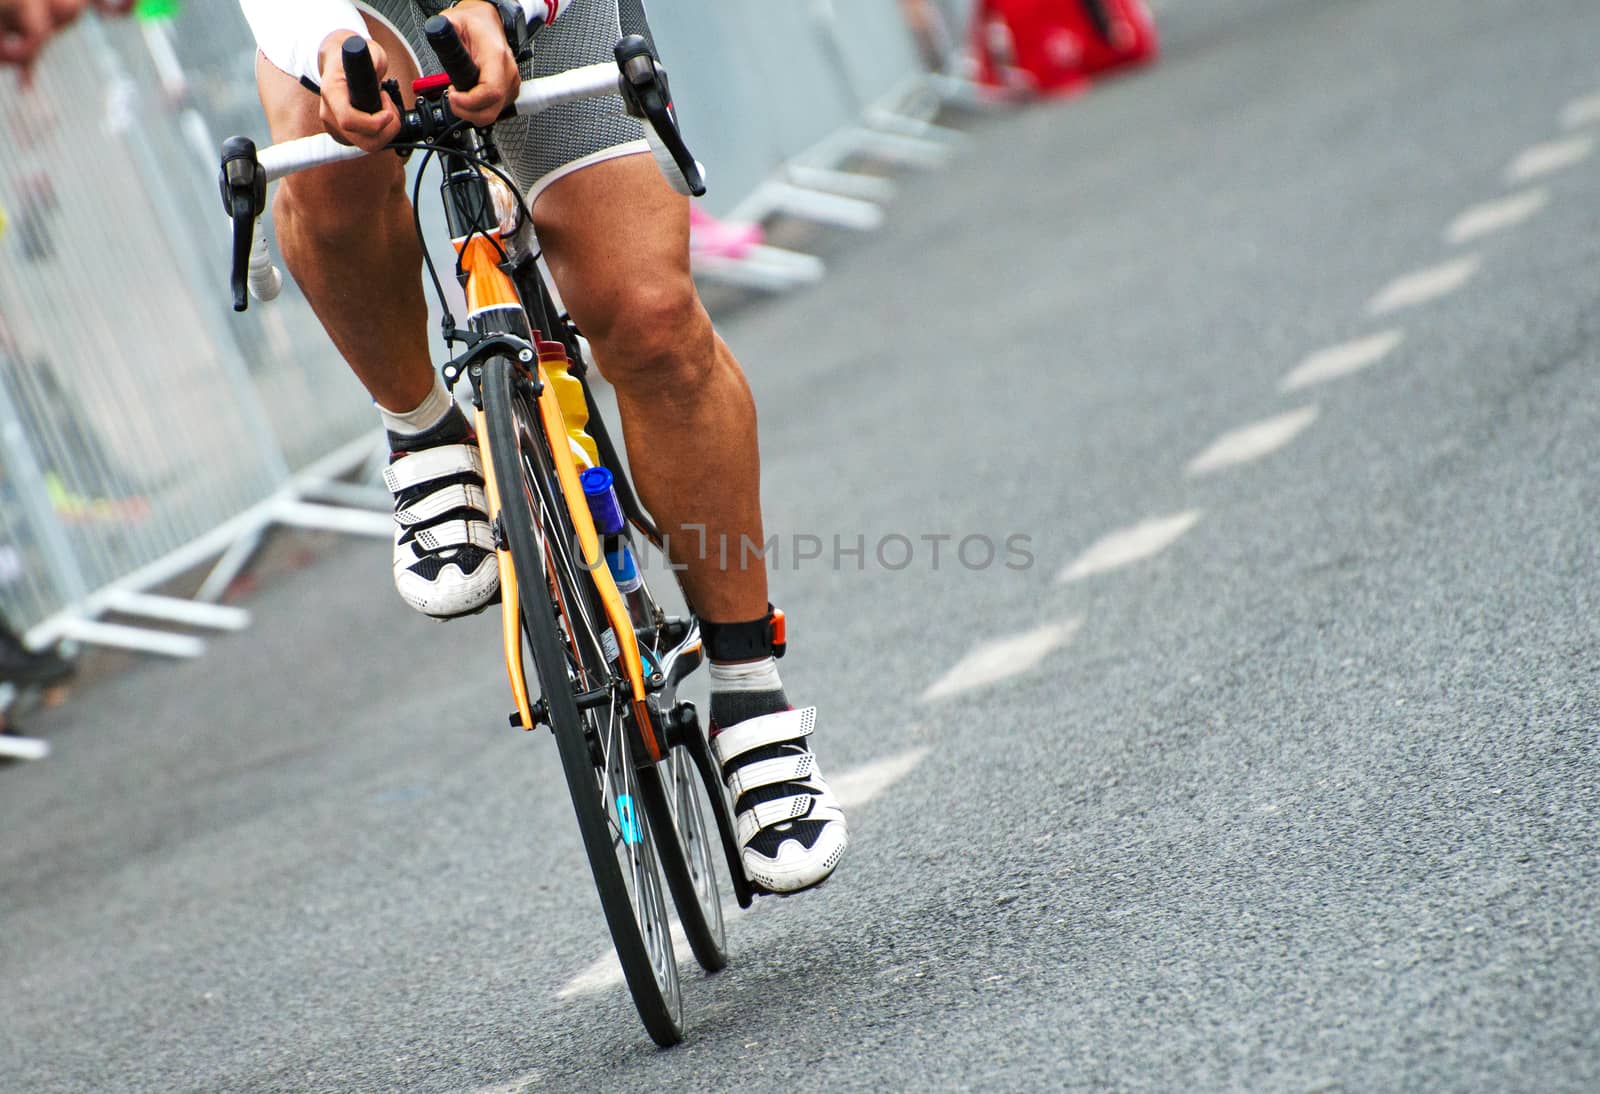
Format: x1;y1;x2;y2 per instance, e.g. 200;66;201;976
479;354;684;1046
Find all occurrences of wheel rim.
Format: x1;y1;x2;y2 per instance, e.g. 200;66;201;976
595;699;682;1014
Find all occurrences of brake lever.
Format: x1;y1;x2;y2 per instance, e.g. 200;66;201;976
218;136;267;312
613;37;706;197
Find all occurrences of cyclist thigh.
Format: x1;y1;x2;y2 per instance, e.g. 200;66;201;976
536;153;708;386
254;13;421;205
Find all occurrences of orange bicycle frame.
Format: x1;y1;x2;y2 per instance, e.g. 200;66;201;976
459;230;665;762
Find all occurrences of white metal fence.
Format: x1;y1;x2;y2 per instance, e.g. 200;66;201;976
0;1;961;658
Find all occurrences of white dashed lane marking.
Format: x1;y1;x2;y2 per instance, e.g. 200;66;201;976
1367;255;1481;316
922;620;1081;702
559;929;694;1000
1280;330;1404;392
1185;406;1319;477
0;733;48;761
1056;510;1204;584
555;746;930;1000
830;747;930;809
1445;188;1549;245
1562;92;1600;130
1505;135;1594;183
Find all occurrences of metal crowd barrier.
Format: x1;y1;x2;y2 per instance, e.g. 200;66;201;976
0;1;961;661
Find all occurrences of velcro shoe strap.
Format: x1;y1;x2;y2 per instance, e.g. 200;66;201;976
384;444;483;495
734;792;818;845
396;482;489;527
727;750;817;801
410;518;496;555
710;706;816;767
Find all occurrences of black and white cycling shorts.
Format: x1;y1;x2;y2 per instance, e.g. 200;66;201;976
355;0;655;205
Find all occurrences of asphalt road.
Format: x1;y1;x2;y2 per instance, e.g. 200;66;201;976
6;0;1600;1089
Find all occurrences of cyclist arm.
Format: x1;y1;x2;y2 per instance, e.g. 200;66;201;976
239;0;574;89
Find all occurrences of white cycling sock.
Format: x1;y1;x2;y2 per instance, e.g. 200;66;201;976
378;374;453;438
708;656;782;692
709;656;788;729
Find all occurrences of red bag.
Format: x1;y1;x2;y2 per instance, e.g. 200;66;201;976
972;0;1158;96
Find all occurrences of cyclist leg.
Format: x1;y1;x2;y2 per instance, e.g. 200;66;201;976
255;14;499;619
533;160;761;621
533;153;848;893
255;17;432;415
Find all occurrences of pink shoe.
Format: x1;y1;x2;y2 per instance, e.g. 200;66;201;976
688;203;763;261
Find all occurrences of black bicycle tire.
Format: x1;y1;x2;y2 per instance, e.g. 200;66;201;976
488;292;727;971
636;741;729;972
480;355;684;1047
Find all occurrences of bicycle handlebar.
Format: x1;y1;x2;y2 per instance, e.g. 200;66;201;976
220;35;705;312
256;62;625;181
423;15;481;93
341;36;384;114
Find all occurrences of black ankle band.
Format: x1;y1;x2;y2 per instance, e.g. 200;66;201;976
701;604;786;662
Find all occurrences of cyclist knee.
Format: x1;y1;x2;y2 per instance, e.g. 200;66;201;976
585;283;715;395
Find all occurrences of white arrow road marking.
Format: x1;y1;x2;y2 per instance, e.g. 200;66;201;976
555;747;930;1000
1056;510;1204;584
1562;93;1600;130
1367;256;1480;316
1185;406;1319;477
922;620;1081;702
1280;330;1404;392
1505;135;1594;183
1445;188;1549;245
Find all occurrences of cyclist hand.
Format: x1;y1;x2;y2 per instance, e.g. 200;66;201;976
315;31;402;153
437;1;521;128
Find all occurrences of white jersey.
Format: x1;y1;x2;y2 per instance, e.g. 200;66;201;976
239;1;573;87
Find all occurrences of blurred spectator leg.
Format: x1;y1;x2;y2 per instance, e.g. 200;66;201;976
0;611;72;687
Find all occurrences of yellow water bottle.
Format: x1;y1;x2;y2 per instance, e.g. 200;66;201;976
538;339;600;468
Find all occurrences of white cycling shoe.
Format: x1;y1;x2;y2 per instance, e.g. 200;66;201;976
711;706;849;894
384;442;500;619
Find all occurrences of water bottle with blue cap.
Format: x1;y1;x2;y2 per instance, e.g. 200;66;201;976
582;466;652;630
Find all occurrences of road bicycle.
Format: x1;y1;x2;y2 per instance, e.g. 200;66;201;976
216;21;765;1046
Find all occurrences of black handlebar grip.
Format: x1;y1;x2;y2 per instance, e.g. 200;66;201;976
341;36;383;114
424;15;481;92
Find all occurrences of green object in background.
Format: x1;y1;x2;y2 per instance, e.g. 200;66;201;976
134;0;181;22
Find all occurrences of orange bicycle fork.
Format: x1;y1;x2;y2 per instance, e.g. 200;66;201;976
438;161;662;761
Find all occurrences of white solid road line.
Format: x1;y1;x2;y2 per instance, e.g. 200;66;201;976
1056;510;1204;584
922;620;1081;702
1280;330;1404;392
1366;255;1481;316
554;745;930;1001
1562;92;1600;130
1185;406;1319;477
1505;135;1594;183
1445;188;1549;245
0;733;49;761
